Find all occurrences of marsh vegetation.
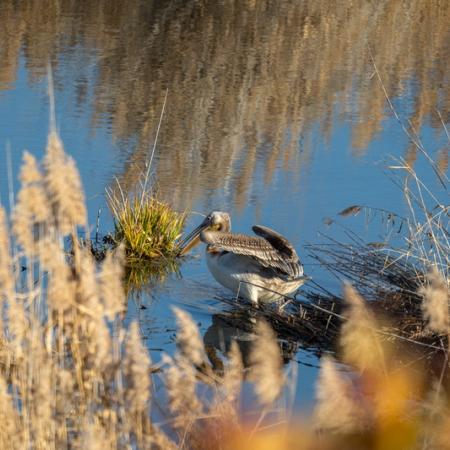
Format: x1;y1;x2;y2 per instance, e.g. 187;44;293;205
0;0;449;448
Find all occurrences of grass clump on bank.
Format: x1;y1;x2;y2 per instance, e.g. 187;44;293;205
107;188;185;260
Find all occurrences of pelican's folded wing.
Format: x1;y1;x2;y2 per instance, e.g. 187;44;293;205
252;225;303;278
252;225;298;258
200;229;302;279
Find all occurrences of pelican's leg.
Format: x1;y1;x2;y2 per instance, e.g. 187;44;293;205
248;293;259;324
235;280;250;304
237;281;259;306
249;286;260;308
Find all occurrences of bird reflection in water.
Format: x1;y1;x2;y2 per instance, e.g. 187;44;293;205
203;311;299;375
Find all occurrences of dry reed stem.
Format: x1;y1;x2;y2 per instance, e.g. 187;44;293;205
314;356;365;433
44;132;87;233
173;306;207;367
29;319;54;448
0;376;22;449
7;297;28;362
37;233;75;313
340;284;386;373
419;266;449;334
124;321;151;413
81;421;111;450
12;151;50;254
222;341;244;403
249;320;285;406
99;245;126;320
123;321;152;447
150;424;178;450
165;353;202;430
207;344;244;441
0;206;14;298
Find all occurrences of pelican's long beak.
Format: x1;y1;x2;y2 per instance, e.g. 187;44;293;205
177;217;211;256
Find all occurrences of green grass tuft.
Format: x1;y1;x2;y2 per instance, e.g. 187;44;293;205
108;190;185;260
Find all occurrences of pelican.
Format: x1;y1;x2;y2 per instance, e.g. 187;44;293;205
178;211;308;304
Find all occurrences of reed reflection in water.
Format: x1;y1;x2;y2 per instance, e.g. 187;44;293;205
0;0;448;210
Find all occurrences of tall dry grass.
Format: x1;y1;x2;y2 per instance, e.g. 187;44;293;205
0;132;163;449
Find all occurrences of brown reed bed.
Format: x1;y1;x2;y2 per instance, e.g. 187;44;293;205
306;236;429;336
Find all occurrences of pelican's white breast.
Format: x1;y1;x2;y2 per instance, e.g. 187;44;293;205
206;250;261;302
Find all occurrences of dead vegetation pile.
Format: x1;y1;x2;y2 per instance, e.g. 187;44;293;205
213;234;448;360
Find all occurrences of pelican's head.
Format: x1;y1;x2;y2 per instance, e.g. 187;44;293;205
178;211;231;256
